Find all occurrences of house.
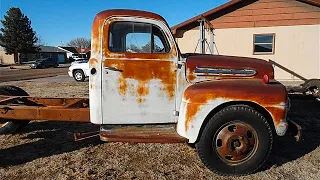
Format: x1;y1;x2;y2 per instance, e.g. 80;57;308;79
171;0;320;84
0;45;15;64
20;46;67;63
76;47;91;59
58;46;79;59
1;45;68;64
58;46;91;60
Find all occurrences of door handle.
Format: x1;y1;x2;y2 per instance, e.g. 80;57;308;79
104;66;123;72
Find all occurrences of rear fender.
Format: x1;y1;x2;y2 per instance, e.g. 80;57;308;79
176;80;288;143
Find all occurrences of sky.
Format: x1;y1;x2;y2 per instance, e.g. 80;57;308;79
0;0;228;46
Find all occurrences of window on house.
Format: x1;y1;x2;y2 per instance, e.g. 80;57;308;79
108;21;170;53
253;34;275;54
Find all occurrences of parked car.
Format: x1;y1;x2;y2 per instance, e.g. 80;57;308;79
30;58;59;69
68;59;89;82
70;53;87;61
71;58;89;65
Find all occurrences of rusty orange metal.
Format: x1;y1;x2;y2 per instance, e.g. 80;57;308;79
103;60;176;102
215;121;257;163
89;58;98;66
0;96;90;122
186;54;274;82
183;80;287;130
100;125;187;143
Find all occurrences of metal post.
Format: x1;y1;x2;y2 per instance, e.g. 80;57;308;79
199;20;205;54
210;28;214;55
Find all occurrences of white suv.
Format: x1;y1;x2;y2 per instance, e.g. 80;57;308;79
68;59;90;82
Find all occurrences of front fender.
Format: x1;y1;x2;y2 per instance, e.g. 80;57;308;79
177;79;288;143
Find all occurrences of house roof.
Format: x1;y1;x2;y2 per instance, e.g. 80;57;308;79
171;0;320;35
58;46;79;54
39;46;66;53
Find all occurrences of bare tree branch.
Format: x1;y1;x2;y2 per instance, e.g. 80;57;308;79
67;38;91;48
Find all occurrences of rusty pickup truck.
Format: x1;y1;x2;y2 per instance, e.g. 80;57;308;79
0;9;301;176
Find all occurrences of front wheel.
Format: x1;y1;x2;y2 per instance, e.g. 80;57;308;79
196;105;273;176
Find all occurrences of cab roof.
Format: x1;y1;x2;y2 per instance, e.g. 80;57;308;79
95;9;166;22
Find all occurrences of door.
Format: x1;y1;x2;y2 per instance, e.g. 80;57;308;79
101;17;178;124
57;54;65;63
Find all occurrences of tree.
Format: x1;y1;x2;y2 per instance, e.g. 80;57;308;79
141;42;162;53
0;7;38;64
67;38;91;48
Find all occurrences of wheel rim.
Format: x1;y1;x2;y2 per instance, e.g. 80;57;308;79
213;121;258;164
75;72;83;80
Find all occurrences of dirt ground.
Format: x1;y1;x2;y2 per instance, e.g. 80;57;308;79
0;80;319;180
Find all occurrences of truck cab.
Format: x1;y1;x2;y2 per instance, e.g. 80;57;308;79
87;9;297;175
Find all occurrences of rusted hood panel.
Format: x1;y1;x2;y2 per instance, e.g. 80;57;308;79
185;54;274;82
183;79;287;105
182;79;288;132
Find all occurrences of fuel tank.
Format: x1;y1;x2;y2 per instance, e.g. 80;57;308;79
185;54;274;83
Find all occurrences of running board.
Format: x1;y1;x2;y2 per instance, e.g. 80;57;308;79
100;124;187;143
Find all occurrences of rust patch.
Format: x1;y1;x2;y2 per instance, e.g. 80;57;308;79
0;97;90;122
89;58;98;66
187;69;196;82
118;78;128;96
104;60;176;103
183;80;287;130
100;125;187;143
91;17;101;53
185;54;275;82
265;106;286;125
136;81;149;103
137;82;149;96
137;97;145;104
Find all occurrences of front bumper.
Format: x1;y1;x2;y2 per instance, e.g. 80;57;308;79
30;64;38;69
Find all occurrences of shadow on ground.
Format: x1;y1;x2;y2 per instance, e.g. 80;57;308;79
264;95;320;169
0;121;102;167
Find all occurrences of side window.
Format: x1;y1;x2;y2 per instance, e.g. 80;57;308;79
108;21;170;53
253;34;275;54
126;32;151;53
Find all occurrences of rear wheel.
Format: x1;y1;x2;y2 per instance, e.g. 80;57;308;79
0;86;30;135
196;105;273;176
73;70;85;82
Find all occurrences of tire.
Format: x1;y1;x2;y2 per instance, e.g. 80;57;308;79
196;105;273;176
0;86;30;134
73;70;85;82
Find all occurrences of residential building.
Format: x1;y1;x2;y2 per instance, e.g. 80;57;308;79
171;0;320;84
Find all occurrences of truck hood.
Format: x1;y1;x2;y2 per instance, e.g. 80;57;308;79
185;54;274;83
